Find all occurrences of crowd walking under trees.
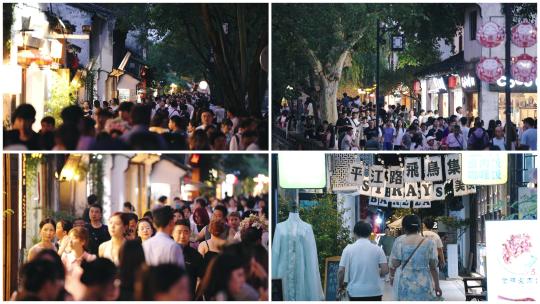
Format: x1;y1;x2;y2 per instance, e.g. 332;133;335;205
5;91;268;151
12;193;269;301
278;94;536;151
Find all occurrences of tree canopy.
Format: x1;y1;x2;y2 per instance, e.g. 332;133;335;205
104;3;268;116
272;3;467;122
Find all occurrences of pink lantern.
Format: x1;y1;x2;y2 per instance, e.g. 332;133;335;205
511;53;537;83
511;22;537;48
476;57;504;83
477;21;505;48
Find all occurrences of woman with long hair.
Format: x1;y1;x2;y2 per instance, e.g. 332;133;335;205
393;119;406;150
196;252;246;300
198;219;227;274
193;207;210;234
28;218;57;261
99;212;128;265
118;240;146;300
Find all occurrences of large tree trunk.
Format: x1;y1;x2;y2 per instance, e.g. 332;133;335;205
320;78;340;124
315;50;350;124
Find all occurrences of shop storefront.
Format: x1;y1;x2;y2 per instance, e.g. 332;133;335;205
490;76;538;124
470;153;537;280
426;74;463;117
459;71;480;119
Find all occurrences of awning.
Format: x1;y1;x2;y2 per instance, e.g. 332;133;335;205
415;51;465;78
117;73;140;90
150;159;188;184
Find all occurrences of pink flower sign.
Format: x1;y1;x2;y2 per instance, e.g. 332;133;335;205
477;21;505;48
512;53;537;83
511;22;537;48
476;57;504;83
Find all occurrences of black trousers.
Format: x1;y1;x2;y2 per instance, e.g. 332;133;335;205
349;295;383;301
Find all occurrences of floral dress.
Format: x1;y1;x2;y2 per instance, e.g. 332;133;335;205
390;235;438;301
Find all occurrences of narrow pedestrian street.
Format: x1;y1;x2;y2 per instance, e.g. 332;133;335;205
381;279;466;301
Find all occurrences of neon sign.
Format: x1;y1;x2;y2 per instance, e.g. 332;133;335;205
496;76;538;88
461;74;476;89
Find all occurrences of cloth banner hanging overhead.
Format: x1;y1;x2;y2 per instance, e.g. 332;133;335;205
386;166;405;188
390;187;404;200
347;161;364;185
404;183;421;200
453;179;468;196
370;165;386;188
445;154;462;180
424;156;443;182
371;185;386;198
413;201;432;208
404;157;422;182
433;183;446;201
418;182;434;202
359;179;371;196
466;185;477;194
369;197;390;207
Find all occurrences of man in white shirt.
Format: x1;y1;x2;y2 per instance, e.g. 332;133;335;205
338;221;388;301
455;106;464;120
422;217;445;269
143;206;185;267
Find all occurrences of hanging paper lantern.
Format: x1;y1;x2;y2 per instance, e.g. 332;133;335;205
511;22;537;48
511;53;537;83
477;21;505;48
476;57;504;83
17;49;37;66
36;53;53;67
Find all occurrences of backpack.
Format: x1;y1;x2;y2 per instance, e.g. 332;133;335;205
468;129;489;150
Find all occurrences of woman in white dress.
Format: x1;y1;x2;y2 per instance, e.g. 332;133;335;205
99;212;127;265
27;218;57;261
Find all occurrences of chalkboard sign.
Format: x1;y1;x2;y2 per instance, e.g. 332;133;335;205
271;279;283;301
324;256;341;301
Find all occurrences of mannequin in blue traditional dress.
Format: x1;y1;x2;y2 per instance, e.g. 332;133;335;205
271;201;323;301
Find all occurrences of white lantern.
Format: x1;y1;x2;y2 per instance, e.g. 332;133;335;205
511;53;537;83
477;21;505;48
511;22;537;48
476;57;504;83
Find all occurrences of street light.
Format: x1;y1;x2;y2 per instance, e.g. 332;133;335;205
375;20;404;132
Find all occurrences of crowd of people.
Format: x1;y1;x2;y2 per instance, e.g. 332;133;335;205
13;193;268;301
4;91;268;151
338;215;447;301
277;93;537;151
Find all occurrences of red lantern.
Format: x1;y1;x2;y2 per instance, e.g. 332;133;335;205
511;22;537;48
477;21;505;48
476;57;504;83
448;75;457;89
512;53;537;83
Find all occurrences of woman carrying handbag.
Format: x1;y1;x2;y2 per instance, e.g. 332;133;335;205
389;215;443;301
